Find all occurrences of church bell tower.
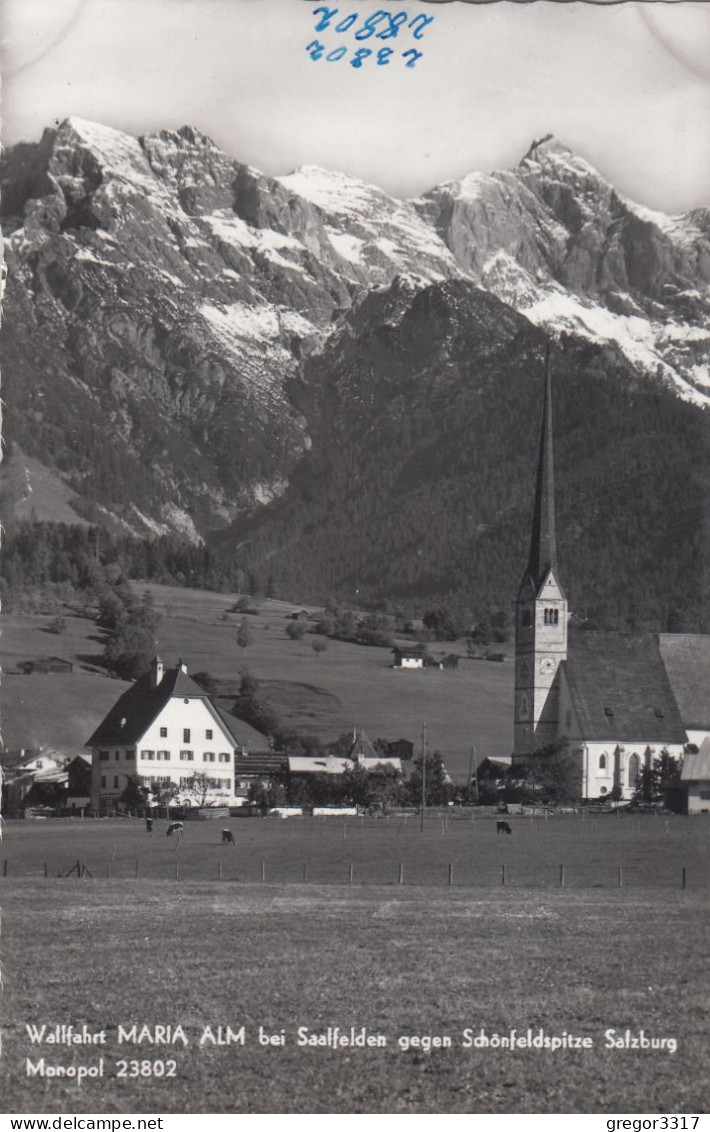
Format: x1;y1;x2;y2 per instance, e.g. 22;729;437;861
513;352;568;760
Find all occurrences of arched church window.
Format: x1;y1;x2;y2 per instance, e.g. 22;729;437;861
599;754;606;771
628;754;640;787
544;608;559;625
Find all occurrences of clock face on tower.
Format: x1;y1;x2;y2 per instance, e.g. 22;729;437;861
539;656;556;675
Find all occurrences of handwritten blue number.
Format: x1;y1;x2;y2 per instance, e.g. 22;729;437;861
377;47;393;65
335;12;358;32
306;39;325;60
408;14;434;40
378;11;408;40
326;45;347;61
354;10;388;40
312;7;337;32
402;48;423;68
350;48;372;68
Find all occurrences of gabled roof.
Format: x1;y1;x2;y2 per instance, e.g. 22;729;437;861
349;728;378;760
562;632;687;744
658;634;710;729
681;737;710;782
86;664;241;748
288;756;351;776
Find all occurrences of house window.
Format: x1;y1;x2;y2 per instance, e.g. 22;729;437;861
113;776;119;788
183;729;191;743
157;750;170;761
160;727;168;738
180;750;194;761
599;754;606;771
101;776;107;788
115;751;120;760
219;753;231;764
141;750;155;760
125;750;135;760
204;752;215;763
99;751;110;761
699;790;710;801
206;729;213;740
544;608;559;625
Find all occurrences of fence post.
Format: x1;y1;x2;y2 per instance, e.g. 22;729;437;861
175;860;180;881
617;866;623;888
501;864;506;887
348;862;354;885
261;861;266;884
44;863;48;879
682;867;687;890
76;858;81;879
106;862;111;879
448;862;454;887
559;864;565;887
343;823;347;840
398;862;404;886
2;860;7;878
134;859;139;879
218;860;223;881
302;861;307;883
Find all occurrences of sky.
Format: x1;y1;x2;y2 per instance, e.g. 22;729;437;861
1;0;710;211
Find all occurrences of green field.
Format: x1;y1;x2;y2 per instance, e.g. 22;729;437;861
0;816;708;1114
0;584;514;775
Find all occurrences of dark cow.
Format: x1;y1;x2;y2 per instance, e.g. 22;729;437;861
166;822;184;837
221;829;236;845
496;820;512;835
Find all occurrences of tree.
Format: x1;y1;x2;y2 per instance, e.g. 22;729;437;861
312;637;328;657
179;772;224;807
286;621;306;641
192;670;218;696
406;753;456;807
236;618;253;648
526;742;581;804
103;625;156;680
120;775;149;813
633;750;681;803
47;614;66;635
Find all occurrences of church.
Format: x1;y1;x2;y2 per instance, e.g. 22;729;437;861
512;361;688;802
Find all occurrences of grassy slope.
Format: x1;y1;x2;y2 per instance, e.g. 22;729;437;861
0;869;706;1113
1;585;514;772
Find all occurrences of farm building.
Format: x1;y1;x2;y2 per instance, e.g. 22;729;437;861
392;645;427;669
21;656;73;675
512;362;694;802
86;657;247;812
680;738;710;814
20;755;92;813
387;738;414;761
658;634;710;751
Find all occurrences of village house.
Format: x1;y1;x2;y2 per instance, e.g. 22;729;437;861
392;645;427;669
680;738;710;814
86;656;245;812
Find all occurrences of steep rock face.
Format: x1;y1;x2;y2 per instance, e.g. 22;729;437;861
1;120;708;542
417;137;710;401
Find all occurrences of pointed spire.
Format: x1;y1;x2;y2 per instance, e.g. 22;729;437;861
525;344;557;589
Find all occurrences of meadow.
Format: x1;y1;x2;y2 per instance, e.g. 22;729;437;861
0;583;513;775
0;823;707;1114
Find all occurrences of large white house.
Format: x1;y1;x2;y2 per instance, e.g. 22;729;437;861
86;657;243;812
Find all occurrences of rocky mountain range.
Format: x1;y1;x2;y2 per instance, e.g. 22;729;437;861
1;118;708;624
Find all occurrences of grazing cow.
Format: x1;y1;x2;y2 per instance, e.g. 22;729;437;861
166;822;184;837
221;829;235;845
496;820;512;835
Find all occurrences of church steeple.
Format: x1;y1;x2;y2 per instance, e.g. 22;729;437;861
522;347;558;594
513;346;568;759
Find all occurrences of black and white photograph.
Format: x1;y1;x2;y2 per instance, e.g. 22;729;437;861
0;0;709;1118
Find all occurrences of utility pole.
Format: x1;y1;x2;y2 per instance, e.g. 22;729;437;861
420;722;427;832
467;746;475;804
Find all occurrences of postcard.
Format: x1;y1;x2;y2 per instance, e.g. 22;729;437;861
1;0;708;1119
